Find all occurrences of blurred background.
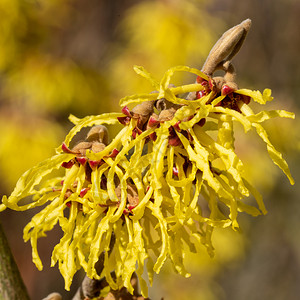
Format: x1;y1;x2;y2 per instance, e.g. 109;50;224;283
0;0;299;299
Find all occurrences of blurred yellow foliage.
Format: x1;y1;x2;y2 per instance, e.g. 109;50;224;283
108;0;219;101
2;55;110;115
0;115;64;190
0;0;111;195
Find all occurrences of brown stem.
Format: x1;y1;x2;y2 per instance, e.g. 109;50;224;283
0;222;31;300
222;61;236;83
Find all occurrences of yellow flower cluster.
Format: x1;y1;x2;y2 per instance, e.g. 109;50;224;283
1;65;294;297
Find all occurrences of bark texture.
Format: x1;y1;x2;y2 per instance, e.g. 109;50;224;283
0;222;30;300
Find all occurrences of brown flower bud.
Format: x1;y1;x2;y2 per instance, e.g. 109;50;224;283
86;125;109;145
158;107;177;122
202;19;251;76
91;142;106;153
72;141;93;155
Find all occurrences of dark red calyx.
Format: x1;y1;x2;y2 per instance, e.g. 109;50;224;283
168;135;181;146
201;80;209;88
66;201;72;208
196;76;206;84
80;188;90;197
76;157;87;165
62;143;73;153
132;127;142;139
118;116;131;125
221;84;235;96
149;132;157;141
168;127;181;146
123;209;129;215
132;128;137;139
173;166;179;177
173;121;181;132
128;205;136;212
89;160;102;169
208;79;215;90
148;116;160;127
196;90;207;99
109;148;119;158
61;160;75;168
121;106;132;116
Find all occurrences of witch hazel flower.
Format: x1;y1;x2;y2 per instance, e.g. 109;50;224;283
0;19;295;298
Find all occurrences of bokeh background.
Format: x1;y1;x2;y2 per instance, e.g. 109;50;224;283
0;0;299;299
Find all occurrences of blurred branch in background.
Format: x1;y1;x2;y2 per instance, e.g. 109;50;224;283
0;0;299;300
0;222;30;300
